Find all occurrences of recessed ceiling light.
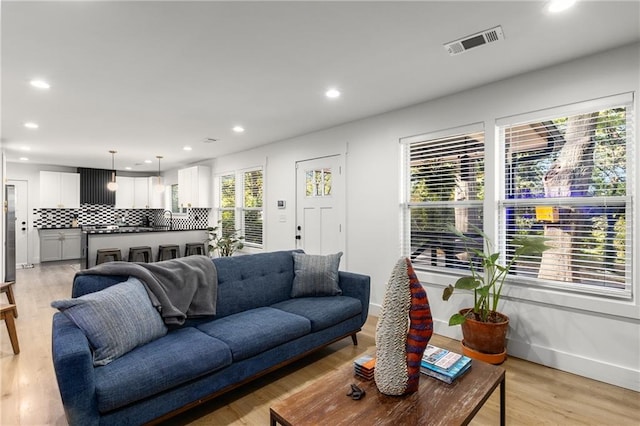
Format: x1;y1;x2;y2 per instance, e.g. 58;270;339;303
183;146;192;151
547;0;576;13
24;122;39;129
19;157;29;161
30;79;50;89
233;126;245;133
125;166;132;170
325;88;341;98
20;146;31;151
144;159;152;164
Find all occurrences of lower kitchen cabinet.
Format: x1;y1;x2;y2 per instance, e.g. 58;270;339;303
40;229;82;262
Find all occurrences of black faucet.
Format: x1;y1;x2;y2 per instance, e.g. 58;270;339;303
164;210;173;230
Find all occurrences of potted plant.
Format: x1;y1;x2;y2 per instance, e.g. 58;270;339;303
442;224;549;364
206;223;245;257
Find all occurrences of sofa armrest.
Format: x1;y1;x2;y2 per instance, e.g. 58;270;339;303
72;274;128;297
52;313;100;426
338;271;371;327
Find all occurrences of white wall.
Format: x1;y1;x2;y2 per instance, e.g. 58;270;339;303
211;43;640;391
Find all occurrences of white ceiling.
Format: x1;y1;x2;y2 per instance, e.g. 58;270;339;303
2;1;639;173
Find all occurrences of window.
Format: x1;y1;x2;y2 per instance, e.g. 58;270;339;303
401;124;485;272
169;184;187;215
217;168;264;248
498;93;634;297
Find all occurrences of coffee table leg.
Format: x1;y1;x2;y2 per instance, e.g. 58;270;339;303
500;376;506;426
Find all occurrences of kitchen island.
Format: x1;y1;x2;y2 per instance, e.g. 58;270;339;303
82;227;208;269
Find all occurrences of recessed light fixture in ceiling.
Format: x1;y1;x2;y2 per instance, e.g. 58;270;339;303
30;79;50;89
125;167;132;170
183;146;192;151
325;88;341;98
20;146;31;151
547;0;576;13
233;126;245;133
144;159;153;164
24;122;39;129
19;157;29;161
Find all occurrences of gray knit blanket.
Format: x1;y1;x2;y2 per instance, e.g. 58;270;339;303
75;255;217;326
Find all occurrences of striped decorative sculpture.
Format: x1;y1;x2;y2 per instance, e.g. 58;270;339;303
374;257;433;395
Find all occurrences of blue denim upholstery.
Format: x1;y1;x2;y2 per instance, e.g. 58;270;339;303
95;328;232;412
197;307;311;361
271;296;362;332
52;250;370;426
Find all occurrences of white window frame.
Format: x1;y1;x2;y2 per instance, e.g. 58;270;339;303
215;166;264;250
496;93;635;299
400;122;485;276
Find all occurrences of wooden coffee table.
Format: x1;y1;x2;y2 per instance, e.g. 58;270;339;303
270;356;505;426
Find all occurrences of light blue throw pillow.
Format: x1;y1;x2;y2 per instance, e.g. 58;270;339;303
51;277;167;366
291;252;343;297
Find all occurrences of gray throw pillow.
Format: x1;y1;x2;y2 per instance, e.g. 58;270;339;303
51;277;167;366
291;252;343;297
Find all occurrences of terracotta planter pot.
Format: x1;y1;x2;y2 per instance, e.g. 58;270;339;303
459;309;509;355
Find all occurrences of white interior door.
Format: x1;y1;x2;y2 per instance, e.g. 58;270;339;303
8;180;29;266
295;155;345;264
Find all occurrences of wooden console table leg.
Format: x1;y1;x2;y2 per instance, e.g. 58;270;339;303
500;375;506;426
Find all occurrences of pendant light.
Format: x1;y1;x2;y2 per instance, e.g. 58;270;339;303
155;156;165;193
107;150;119;191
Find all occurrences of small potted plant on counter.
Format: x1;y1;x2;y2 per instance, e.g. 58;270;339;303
442;224;549;364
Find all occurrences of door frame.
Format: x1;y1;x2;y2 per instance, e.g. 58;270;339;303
295;154;347;267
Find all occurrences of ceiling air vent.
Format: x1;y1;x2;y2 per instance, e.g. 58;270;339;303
443;26;504;56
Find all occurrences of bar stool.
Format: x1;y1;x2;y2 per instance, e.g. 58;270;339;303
1;281;17;318
96;248;122;265
128;246;152;263
157;244;179;261
185;242;206;257
1;304;19;354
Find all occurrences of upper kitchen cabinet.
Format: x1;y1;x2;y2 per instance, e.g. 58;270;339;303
40;171;80;208
115;176;150;209
178;166;211;208
147;177;165;209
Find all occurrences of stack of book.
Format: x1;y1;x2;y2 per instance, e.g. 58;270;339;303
353;354;376;381
420;344;472;384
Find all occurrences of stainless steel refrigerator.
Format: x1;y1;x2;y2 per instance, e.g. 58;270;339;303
5;185;16;282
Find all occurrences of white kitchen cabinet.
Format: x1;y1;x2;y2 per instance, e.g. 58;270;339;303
115;176;135;209
115;176;151;209
147;177;165;209
178;166;211;208
39;171;80;208
39;229;81;262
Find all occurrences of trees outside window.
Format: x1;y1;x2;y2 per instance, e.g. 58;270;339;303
217;168;264;248
402;93;634;298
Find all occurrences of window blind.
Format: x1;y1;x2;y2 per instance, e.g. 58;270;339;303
402;127;485;272
499;94;634;297
243;169;264;245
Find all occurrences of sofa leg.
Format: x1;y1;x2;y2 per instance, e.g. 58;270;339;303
351;334;358;346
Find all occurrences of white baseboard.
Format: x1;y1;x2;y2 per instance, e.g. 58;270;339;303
367;303;639;391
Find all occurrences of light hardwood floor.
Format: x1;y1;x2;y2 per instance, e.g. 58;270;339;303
1;261;639;425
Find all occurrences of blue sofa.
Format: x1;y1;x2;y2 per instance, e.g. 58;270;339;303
51;250;370;425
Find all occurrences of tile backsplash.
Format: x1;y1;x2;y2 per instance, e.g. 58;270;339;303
34;204;210;230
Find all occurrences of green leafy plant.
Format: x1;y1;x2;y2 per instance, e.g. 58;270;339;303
206;223;244;257
442;224;549;325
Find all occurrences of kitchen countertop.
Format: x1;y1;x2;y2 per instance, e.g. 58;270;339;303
85;227;208;235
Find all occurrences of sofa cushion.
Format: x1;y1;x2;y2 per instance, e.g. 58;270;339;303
271;296;362;332
291;252;343;297
95;327;232;413
213;251;298;318
197;307;311;361
51;277;167;366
